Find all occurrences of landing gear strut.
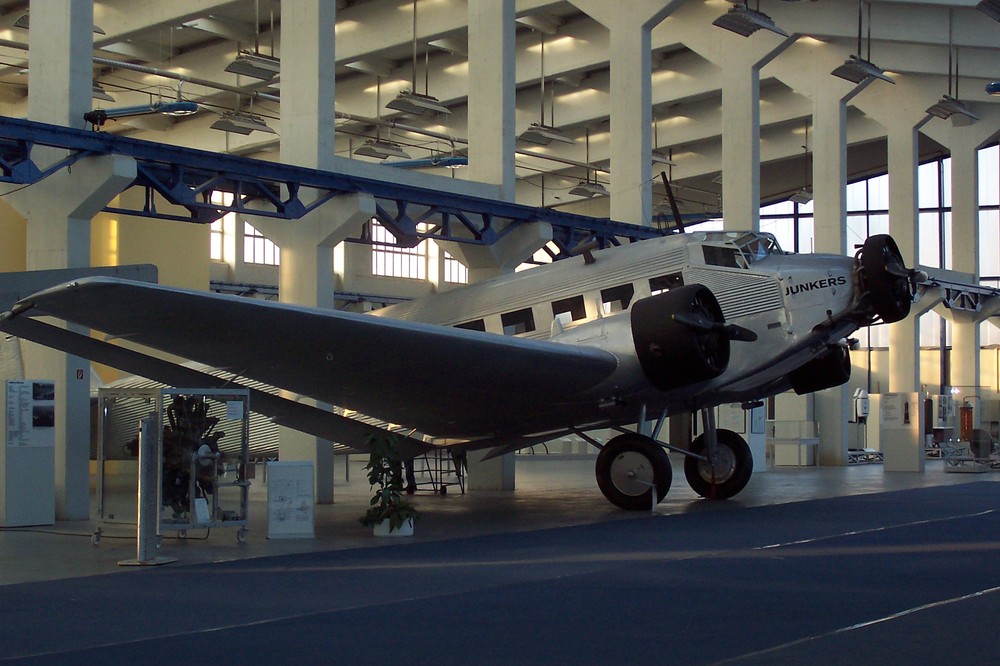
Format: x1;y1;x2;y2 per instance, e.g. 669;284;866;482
595;433;672;511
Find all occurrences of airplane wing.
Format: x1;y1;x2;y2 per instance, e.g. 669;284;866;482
2;277;619;441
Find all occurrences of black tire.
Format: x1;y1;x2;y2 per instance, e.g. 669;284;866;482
595;434;672;510
684;429;753;499
861;235;911;324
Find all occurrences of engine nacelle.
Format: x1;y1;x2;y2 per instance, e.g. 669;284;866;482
630;284;730;391
789;345;851;395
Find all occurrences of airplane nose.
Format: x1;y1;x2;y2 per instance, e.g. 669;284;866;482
859;234;914;324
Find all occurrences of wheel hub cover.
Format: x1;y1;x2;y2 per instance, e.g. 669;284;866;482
610;451;654;497
698;447;736;483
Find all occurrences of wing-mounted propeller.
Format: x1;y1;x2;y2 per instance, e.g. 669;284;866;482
630;284;734;391
672;310;758;342
858;235;923;323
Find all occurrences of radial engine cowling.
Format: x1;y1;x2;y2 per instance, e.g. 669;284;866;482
630;284;730;391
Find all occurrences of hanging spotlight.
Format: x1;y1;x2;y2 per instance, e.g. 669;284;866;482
831;54;893;84
353;139;412;160
712;2;788;38
13;11;105;34
387;0;450;116
789;189;813;204
569;181;609;198
225;51;281;81
926;95;979;122
518;122;574;146
925;18;977;125
832;1;893;85
385;90;451;116
210;111;276;135
92;83;115;103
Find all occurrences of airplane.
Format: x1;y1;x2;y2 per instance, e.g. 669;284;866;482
0;229;920;510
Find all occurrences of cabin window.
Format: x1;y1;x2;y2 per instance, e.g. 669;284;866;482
702;245;742;269
501;308;535;335
601;284;634;314
455;319;486;332
551;295;587;322
649;273;683;295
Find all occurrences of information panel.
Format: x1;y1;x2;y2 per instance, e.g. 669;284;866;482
266;461;315;539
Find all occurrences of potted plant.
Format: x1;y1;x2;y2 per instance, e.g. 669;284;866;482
360;432;419;536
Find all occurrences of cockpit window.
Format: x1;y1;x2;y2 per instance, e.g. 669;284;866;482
700;232;782;269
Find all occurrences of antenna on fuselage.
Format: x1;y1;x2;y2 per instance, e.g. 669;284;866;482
658;171;685;234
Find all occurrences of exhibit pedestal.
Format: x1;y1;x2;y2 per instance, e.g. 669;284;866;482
880;392;926;473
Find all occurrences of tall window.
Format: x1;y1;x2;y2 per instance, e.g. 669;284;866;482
443;251;469;284
371;220;427;280
760;200;814;253
209;191;232;262
244;222;280;266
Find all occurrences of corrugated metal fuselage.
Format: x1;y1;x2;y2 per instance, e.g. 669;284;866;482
376;232;863;440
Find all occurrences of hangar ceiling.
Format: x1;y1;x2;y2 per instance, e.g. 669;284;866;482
0;0;996;218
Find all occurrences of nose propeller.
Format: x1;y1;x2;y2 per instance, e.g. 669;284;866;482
859;235;915;324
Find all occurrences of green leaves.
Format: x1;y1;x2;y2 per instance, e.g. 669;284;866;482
359;431;419;530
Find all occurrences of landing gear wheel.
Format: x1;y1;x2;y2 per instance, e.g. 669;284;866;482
596;434;672;510
861;234;911;324
684;429;752;499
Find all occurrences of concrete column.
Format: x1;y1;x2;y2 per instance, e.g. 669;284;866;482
721;45;760;232
250;194;374;504
606;21;652;226
4;155;137;520
948;128;982;396
257;1;344;503
467;0;515;200
569;0;682;226
810;84;853;466
280;1;336;171
886;123;921;392
5;2;135;520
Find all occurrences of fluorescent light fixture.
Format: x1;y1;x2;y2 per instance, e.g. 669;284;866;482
977;0;1000;22
14;12;105;34
925;95;979;123
569;181;609;198
651;151;676;166
986;81;1000;95
225;51;281;81
517;123;574;146
712;4;788;38
831;54;894;84
84;100;198;126
387;156;467;169
210;111;276;135
92;83;115;103
789;188;813;204
385;90;451;116
354;139;412;160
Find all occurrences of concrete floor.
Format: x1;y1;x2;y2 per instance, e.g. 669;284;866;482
1;453;997;585
2;454;1000;664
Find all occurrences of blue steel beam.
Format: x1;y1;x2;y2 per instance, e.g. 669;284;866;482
0;116;668;254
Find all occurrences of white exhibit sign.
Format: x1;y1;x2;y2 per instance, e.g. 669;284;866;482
6;380;56;448
266;461;315;539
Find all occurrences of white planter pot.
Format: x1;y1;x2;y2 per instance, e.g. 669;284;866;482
373;517;414;537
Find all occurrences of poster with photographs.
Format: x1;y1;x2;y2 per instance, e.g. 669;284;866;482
6;380;55;447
